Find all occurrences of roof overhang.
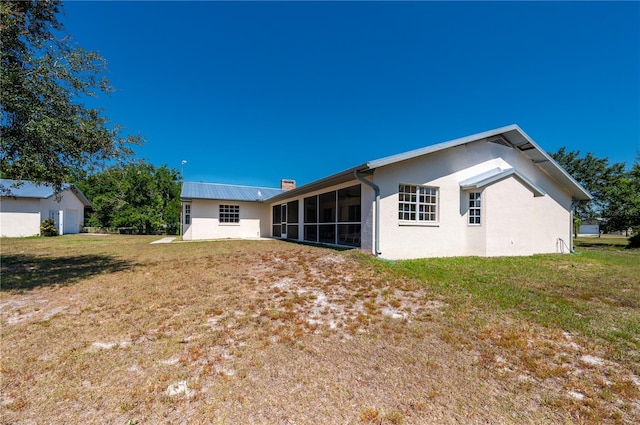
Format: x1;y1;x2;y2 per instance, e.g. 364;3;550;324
260;125;591;204
69;185;92;207
364;124;591;201
496;126;591;200
0;179;92;207
459;167;546;197
266;164;369;203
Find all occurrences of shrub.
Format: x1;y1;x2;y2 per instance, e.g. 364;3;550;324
40;219;58;237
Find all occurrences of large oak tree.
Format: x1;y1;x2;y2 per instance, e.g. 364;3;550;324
0;0;141;190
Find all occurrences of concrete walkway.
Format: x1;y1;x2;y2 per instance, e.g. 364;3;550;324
150;237;176;244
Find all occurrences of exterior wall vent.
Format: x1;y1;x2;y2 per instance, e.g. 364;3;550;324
486;135;512;147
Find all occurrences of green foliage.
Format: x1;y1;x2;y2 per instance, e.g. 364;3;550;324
551;148;639;232
0;0;142;190
573;215;582;238
604;158;640;234
74;162;181;235
40;219;58;237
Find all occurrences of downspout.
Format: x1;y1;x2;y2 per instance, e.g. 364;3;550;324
354;170;381;256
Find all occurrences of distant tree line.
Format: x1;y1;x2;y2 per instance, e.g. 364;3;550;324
551;148;640;236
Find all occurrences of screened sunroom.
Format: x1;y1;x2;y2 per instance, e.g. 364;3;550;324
272;184;361;247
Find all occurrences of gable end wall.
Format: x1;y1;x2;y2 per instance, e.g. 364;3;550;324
1;189;86;237
373;141;573;259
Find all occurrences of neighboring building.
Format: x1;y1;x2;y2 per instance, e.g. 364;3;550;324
181;125;592;260
578;223;600;236
0;179;91;237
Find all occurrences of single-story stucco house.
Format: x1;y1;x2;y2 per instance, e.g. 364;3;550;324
180;125;591;260
0;179;91;237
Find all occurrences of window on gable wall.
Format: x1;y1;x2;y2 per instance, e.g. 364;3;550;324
468;192;481;225
219;204;240;223
184;204;191;225
398;184;438;223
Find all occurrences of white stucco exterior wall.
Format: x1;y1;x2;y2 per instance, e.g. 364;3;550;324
0;198;41;237
0;189;86;237
40;189;86;235
182;200;270;240
359;181;375;254
372;140;574;259
484;177;535;256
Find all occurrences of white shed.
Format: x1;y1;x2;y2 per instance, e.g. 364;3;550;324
0;179;91;237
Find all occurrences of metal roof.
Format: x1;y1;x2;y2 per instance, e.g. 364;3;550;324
181;181;286;202
0;179;92;207
267;165;367;203
270;124;591;202
459;167;546;197
366;124;591;200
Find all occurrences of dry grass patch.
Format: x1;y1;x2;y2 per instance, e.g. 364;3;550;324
1;235;638;423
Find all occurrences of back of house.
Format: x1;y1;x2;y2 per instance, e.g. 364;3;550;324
181;125;591;259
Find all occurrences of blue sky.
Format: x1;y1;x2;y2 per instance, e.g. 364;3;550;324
63;1;639;188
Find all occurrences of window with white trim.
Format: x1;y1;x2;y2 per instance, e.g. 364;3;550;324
398;184;438;222
468;192;481;225
184;204;191;225
219;204;240;223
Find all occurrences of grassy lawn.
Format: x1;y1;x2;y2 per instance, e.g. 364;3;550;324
575;234;631;249
1;235;638;424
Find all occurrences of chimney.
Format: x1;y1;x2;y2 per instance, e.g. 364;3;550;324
280;179;296;190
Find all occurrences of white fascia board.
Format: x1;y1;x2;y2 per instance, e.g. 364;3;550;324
506;125;591;200
364;124;590;201
366;125;520;169
70;185;92;207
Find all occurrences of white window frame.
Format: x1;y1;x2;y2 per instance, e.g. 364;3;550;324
468;192;481;225
398;184;438;224
184;204;191;225
219;204;240;224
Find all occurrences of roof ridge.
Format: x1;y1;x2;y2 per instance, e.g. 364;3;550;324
183;181;284;191
366;124;519;168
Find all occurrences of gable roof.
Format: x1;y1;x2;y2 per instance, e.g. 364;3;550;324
269;124;592;203
181;181;286;202
0;179;92;207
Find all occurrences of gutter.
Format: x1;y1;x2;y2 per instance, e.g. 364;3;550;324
354;170;381;256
